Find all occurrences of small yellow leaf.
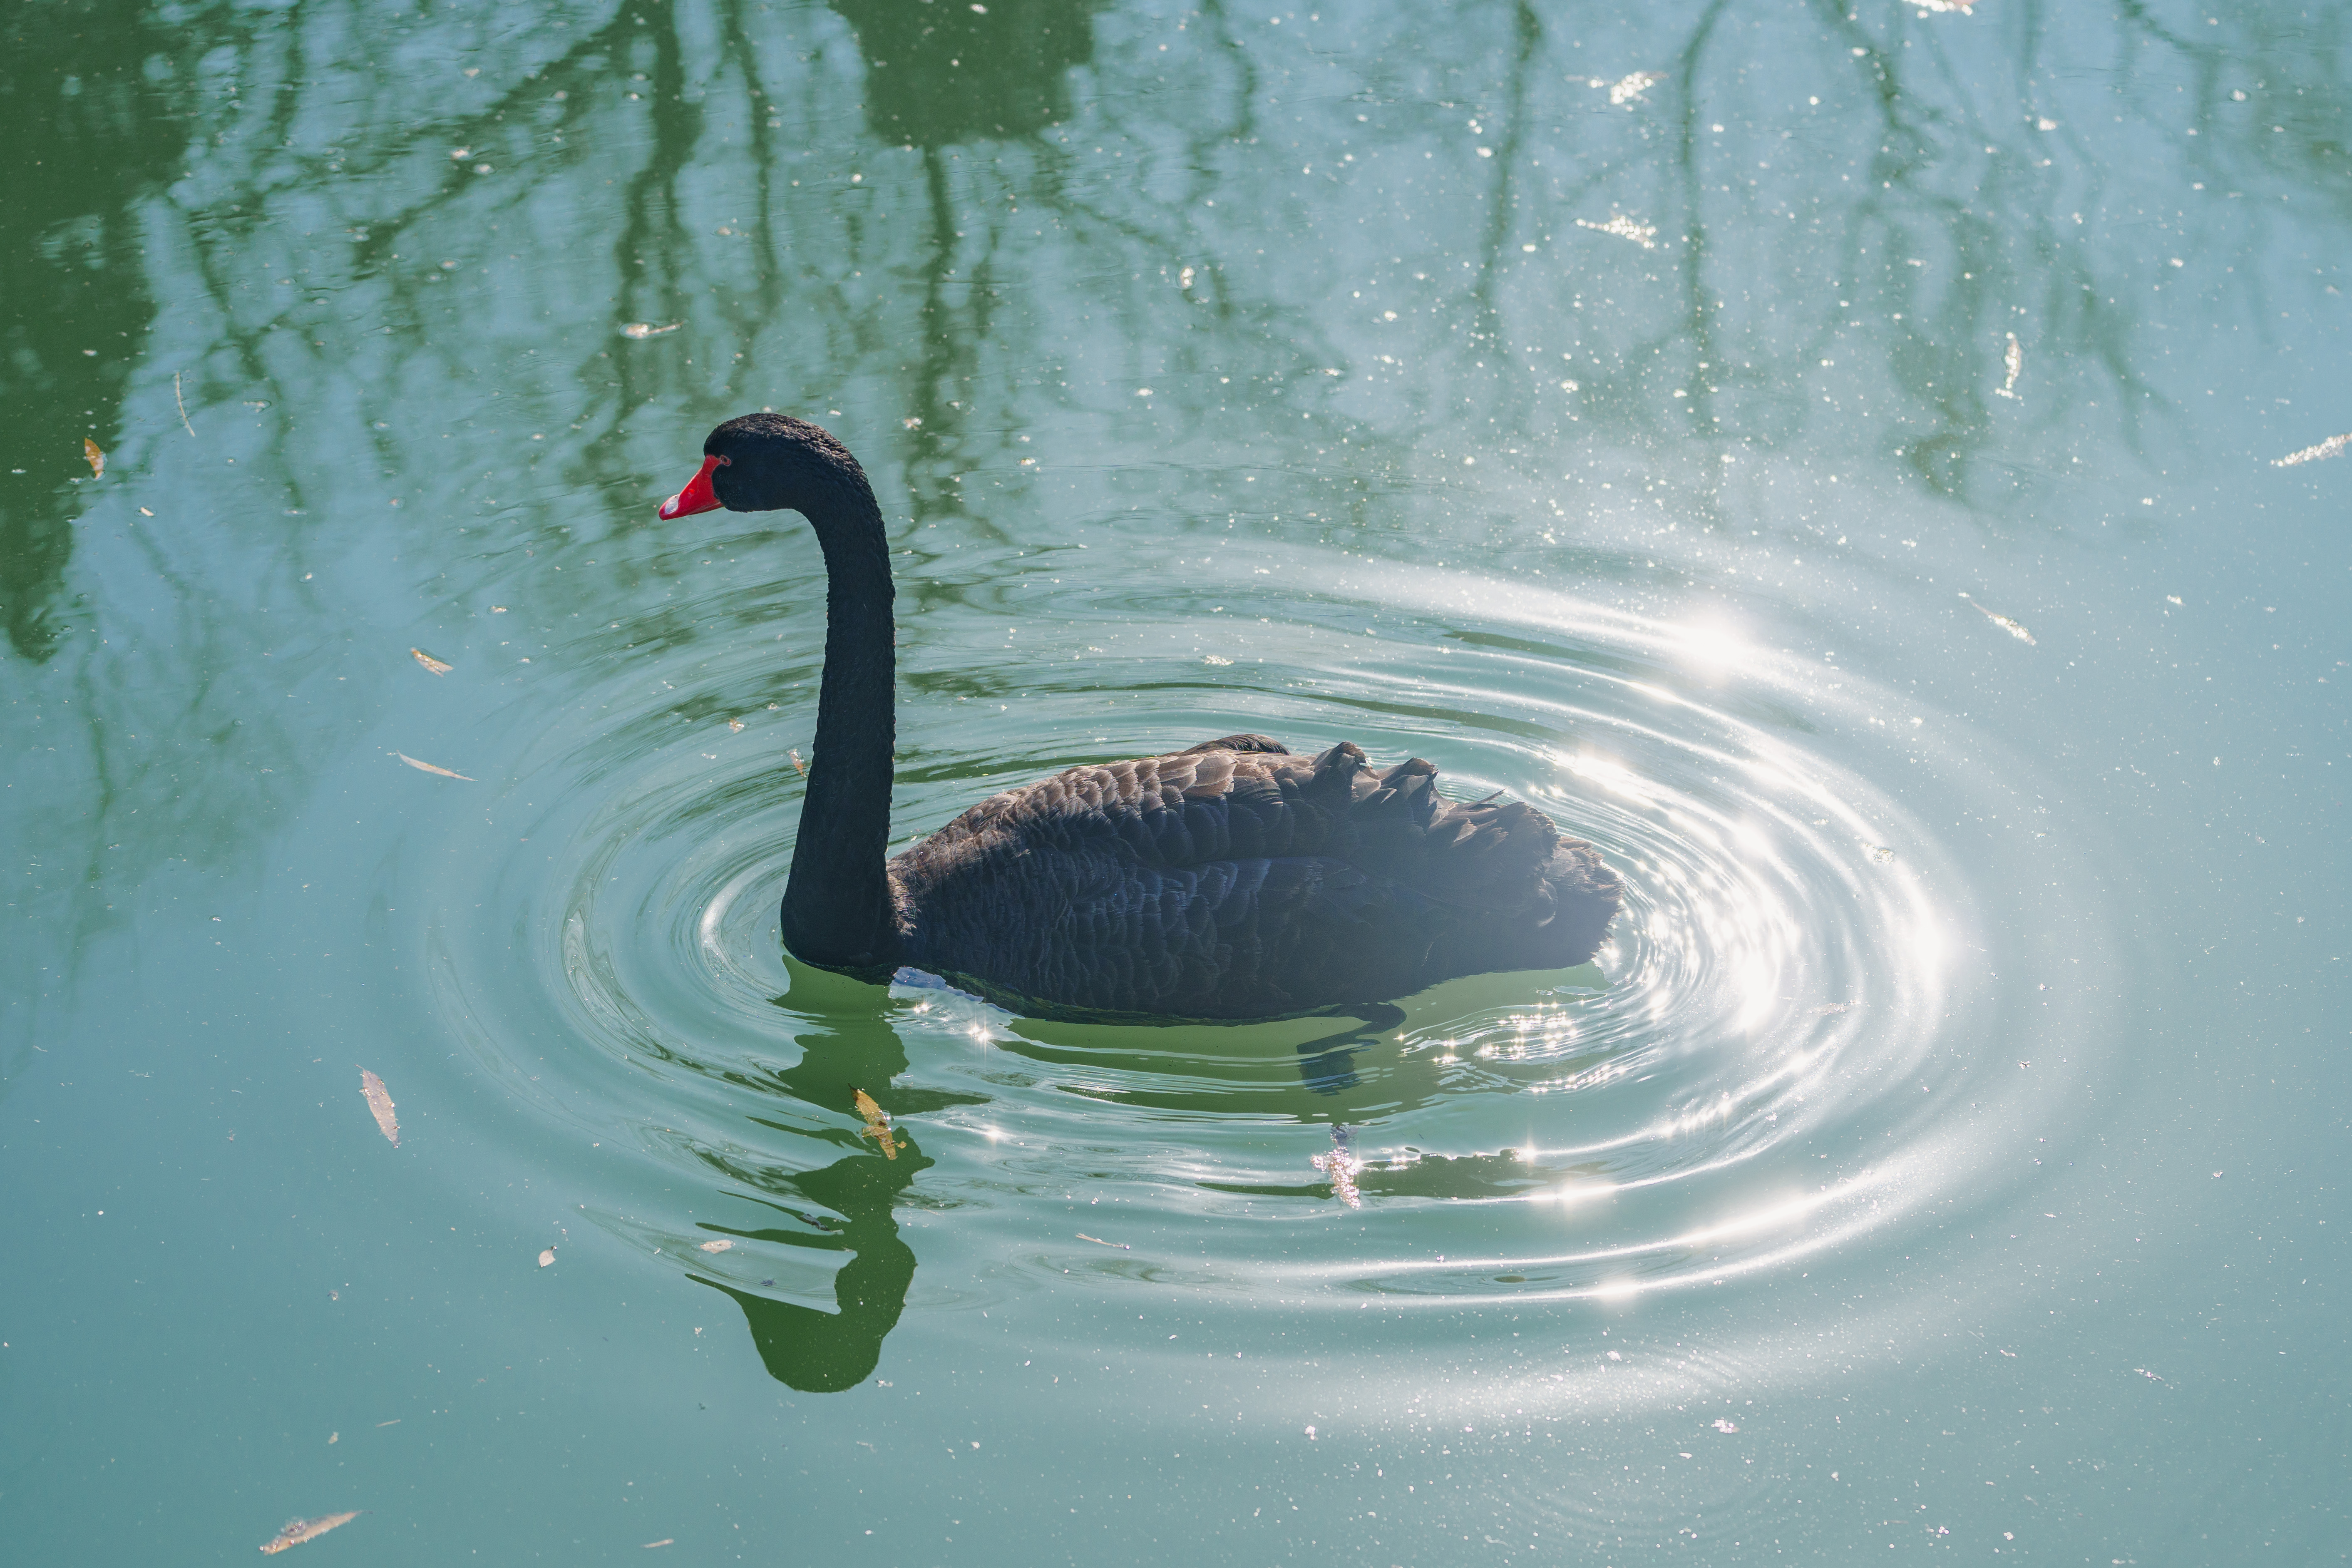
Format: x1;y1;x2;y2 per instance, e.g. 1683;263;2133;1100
788;748;807;775
537;1248;556;1267
259;1511;361;1553
84;437;104;478
359;1069;399;1146
728;717;745;733
395;752;475;781
698;1238;733;1253
411;648;454;676
853;1088;900;1159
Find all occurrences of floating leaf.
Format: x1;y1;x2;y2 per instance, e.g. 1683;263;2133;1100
619;322;683;339
788;748;807;776
852;1087;901;1159
1962;594;2037;645
698;1238;733;1253
259;1511;361;1554
359;1069;399;1146
410;648;453;676
727;717;745;733
395;752;475;781
538;1248;556;1267
1575;212;1658;249
83;437;104;478
2273;432;2351;468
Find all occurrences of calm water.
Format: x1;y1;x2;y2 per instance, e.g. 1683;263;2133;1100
4;0;2347;1561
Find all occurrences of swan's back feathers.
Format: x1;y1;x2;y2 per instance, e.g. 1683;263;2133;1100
889;740;1621;1018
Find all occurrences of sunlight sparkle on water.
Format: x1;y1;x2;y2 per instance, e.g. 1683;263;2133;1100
1669;614;1754;681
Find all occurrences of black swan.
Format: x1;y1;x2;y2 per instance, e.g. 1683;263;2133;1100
658;412;1623;1020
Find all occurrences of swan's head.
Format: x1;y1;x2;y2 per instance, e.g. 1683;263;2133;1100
658;412;862;520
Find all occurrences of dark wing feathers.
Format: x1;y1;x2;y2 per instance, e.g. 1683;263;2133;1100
890;739;1619;1018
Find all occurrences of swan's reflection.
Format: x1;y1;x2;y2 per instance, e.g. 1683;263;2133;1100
992;967;1607;1113
691;1147;927;1394
687;958;979;1393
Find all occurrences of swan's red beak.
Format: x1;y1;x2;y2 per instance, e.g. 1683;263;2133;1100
658;454;726;519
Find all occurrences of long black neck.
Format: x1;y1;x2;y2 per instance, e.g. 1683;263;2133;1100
779;462;901;972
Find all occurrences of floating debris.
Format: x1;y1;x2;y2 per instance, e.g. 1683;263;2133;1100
359;1069;400;1146
176;371;196;436
394;752;475;781
1075;1233;1130;1249
698;1238;733;1253
642;1541;675;1550
853;1087;901;1159
1575;212;1658;250
1865;845;1897;864
260;1511;362;1553
83;437;105;478
902;416;923;429
1813;1000;1854;1016
1590;71;1662;106
1909;0;1974;12
537;1247;556;1267
727;717;745;733
1713;1418;1739;1433
1310;1124;1364;1209
788;748;807;776
1202;654;1233;666
1961;593;2037;644
1994;333;2023;400
410;648;453;676
619;322;683;339
2273;432;2351;467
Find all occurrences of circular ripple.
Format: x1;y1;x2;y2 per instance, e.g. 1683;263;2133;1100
420;542;2110;1379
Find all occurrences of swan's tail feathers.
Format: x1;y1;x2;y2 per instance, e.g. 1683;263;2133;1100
1182;733;1291;755
1288;742;1374;820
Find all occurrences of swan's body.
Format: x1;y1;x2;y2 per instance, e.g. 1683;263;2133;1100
659;413;1622;1020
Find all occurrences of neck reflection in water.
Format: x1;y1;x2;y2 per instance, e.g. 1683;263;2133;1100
687;958;979;1395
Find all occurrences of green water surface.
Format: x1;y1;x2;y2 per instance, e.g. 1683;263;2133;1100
4;0;2347;1561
